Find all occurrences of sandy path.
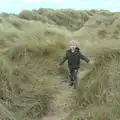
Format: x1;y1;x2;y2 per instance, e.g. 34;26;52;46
42;69;90;120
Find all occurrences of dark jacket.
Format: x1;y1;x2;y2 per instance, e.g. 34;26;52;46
59;47;90;69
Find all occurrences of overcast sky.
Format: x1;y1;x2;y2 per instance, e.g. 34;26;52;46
0;0;120;13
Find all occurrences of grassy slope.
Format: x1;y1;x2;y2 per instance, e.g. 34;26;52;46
0;13;71;120
0;8;120;120
67;41;120;120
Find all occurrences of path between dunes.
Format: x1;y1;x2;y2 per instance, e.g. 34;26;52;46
42;69;90;120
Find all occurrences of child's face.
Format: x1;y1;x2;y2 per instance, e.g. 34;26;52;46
69;43;77;51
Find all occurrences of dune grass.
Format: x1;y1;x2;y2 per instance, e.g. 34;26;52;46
0;13;72;120
18;8;94;31
0;8;120;120
67;40;120;120
0;52;59;120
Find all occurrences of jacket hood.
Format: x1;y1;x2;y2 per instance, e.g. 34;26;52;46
75;47;80;52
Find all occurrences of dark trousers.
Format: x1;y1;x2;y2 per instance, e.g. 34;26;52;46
69;68;78;85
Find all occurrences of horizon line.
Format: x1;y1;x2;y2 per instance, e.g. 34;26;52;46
0;7;119;14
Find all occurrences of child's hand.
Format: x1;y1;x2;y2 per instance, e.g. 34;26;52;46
89;60;94;64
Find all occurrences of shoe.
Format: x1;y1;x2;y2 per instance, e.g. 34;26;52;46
74;84;77;89
73;82;77;89
69;82;73;86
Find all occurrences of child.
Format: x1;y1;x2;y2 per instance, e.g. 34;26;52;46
59;40;90;89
